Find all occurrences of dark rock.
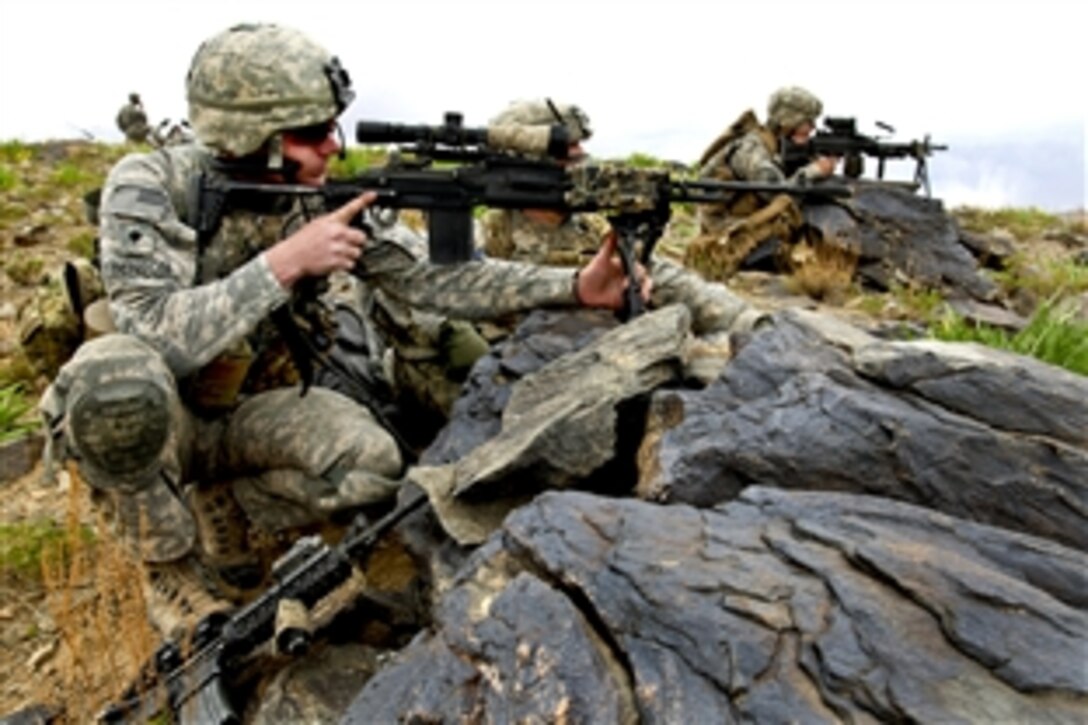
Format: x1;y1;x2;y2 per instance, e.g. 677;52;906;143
945;297;1028;331
0;432;44;484
804;182;999;301
403;310;620;601
250;643;383;724
421;308;617;465
958;227;1017;268
342;489;1087;723
414;305;690;545
1043;228;1088;249
638;309;1088;550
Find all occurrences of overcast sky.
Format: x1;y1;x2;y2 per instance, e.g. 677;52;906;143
1;0;1084;210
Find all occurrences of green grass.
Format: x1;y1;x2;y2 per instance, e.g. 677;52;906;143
993;255;1088;301
621;151;667;169
0;140;34;164
0;520;95;584
889;282;947;321
952;206;1069;241
50;163;95;188
0;165;17;191
0;383;37;443
3;253;45;285
0;355;38;390
66;230;97;259
329;146;390;177
931;297;1088;375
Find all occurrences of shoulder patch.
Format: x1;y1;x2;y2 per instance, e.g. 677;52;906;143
105;184;172;223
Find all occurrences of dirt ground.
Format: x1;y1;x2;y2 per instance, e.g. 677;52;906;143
0;464;71;716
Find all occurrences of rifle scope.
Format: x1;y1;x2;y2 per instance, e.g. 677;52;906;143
355;111;571;160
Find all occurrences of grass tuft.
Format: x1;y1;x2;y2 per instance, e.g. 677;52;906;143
38;465;158;718
931;295;1088;375
0;383;37;444
786;242;859;303
952;205;1064;241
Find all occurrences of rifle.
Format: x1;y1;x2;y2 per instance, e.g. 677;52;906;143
782;116;947;197
191;111;851;322
99;489;430;724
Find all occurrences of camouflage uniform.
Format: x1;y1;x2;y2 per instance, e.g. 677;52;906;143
359;220;489;425
367;99;595;418
39;25;589;642
686;86;827;281
479;100;764;358
481;209;762;347
478;208;610;266
116;93;150;144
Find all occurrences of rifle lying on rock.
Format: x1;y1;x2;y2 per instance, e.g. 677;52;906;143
99;489;430;724
782;116;947;197
192;111;852;321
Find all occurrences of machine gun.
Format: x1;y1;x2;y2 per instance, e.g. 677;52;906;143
99;490;430;724
782;116;947;196
192;111;852;320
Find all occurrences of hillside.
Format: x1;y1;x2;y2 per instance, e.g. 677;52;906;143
0;139;1085;718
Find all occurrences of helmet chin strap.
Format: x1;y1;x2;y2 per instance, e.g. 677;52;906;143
267;133;285;170
336;121;346;161
266;133;302;181
211;133;301;181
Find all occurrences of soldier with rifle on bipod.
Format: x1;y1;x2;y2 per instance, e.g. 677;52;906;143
38;23;849;723
780;115;947;197
687;86;855;282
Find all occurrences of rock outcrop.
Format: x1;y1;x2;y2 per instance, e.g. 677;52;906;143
805;181;1000;301
344;488;1087;723
638;308;1088;551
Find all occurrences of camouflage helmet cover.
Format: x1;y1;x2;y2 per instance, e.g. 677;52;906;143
489;99;592;143
767;86;823;132
186;23;355;157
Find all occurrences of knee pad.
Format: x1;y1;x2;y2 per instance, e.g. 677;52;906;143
51;335;195;562
59;334;177;492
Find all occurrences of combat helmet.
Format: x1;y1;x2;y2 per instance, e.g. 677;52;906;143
766;86;823;133
186;23;354;161
490;99;592;143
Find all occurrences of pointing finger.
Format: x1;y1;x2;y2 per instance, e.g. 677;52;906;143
599;229;618;256
329;191;377;224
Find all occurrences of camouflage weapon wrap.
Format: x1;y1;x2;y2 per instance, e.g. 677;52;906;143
193;111;852;320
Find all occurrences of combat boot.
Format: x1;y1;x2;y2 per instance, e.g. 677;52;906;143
186;481;264;591
143;557;233;645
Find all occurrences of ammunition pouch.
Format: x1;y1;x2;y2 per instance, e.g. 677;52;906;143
183;340;256;416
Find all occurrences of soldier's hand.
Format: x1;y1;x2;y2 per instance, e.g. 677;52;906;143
266;192;376;288
811;155;839;178
574;231;653;310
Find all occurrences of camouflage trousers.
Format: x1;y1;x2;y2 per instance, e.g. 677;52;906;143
40;334;404;567
684;194;804;282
